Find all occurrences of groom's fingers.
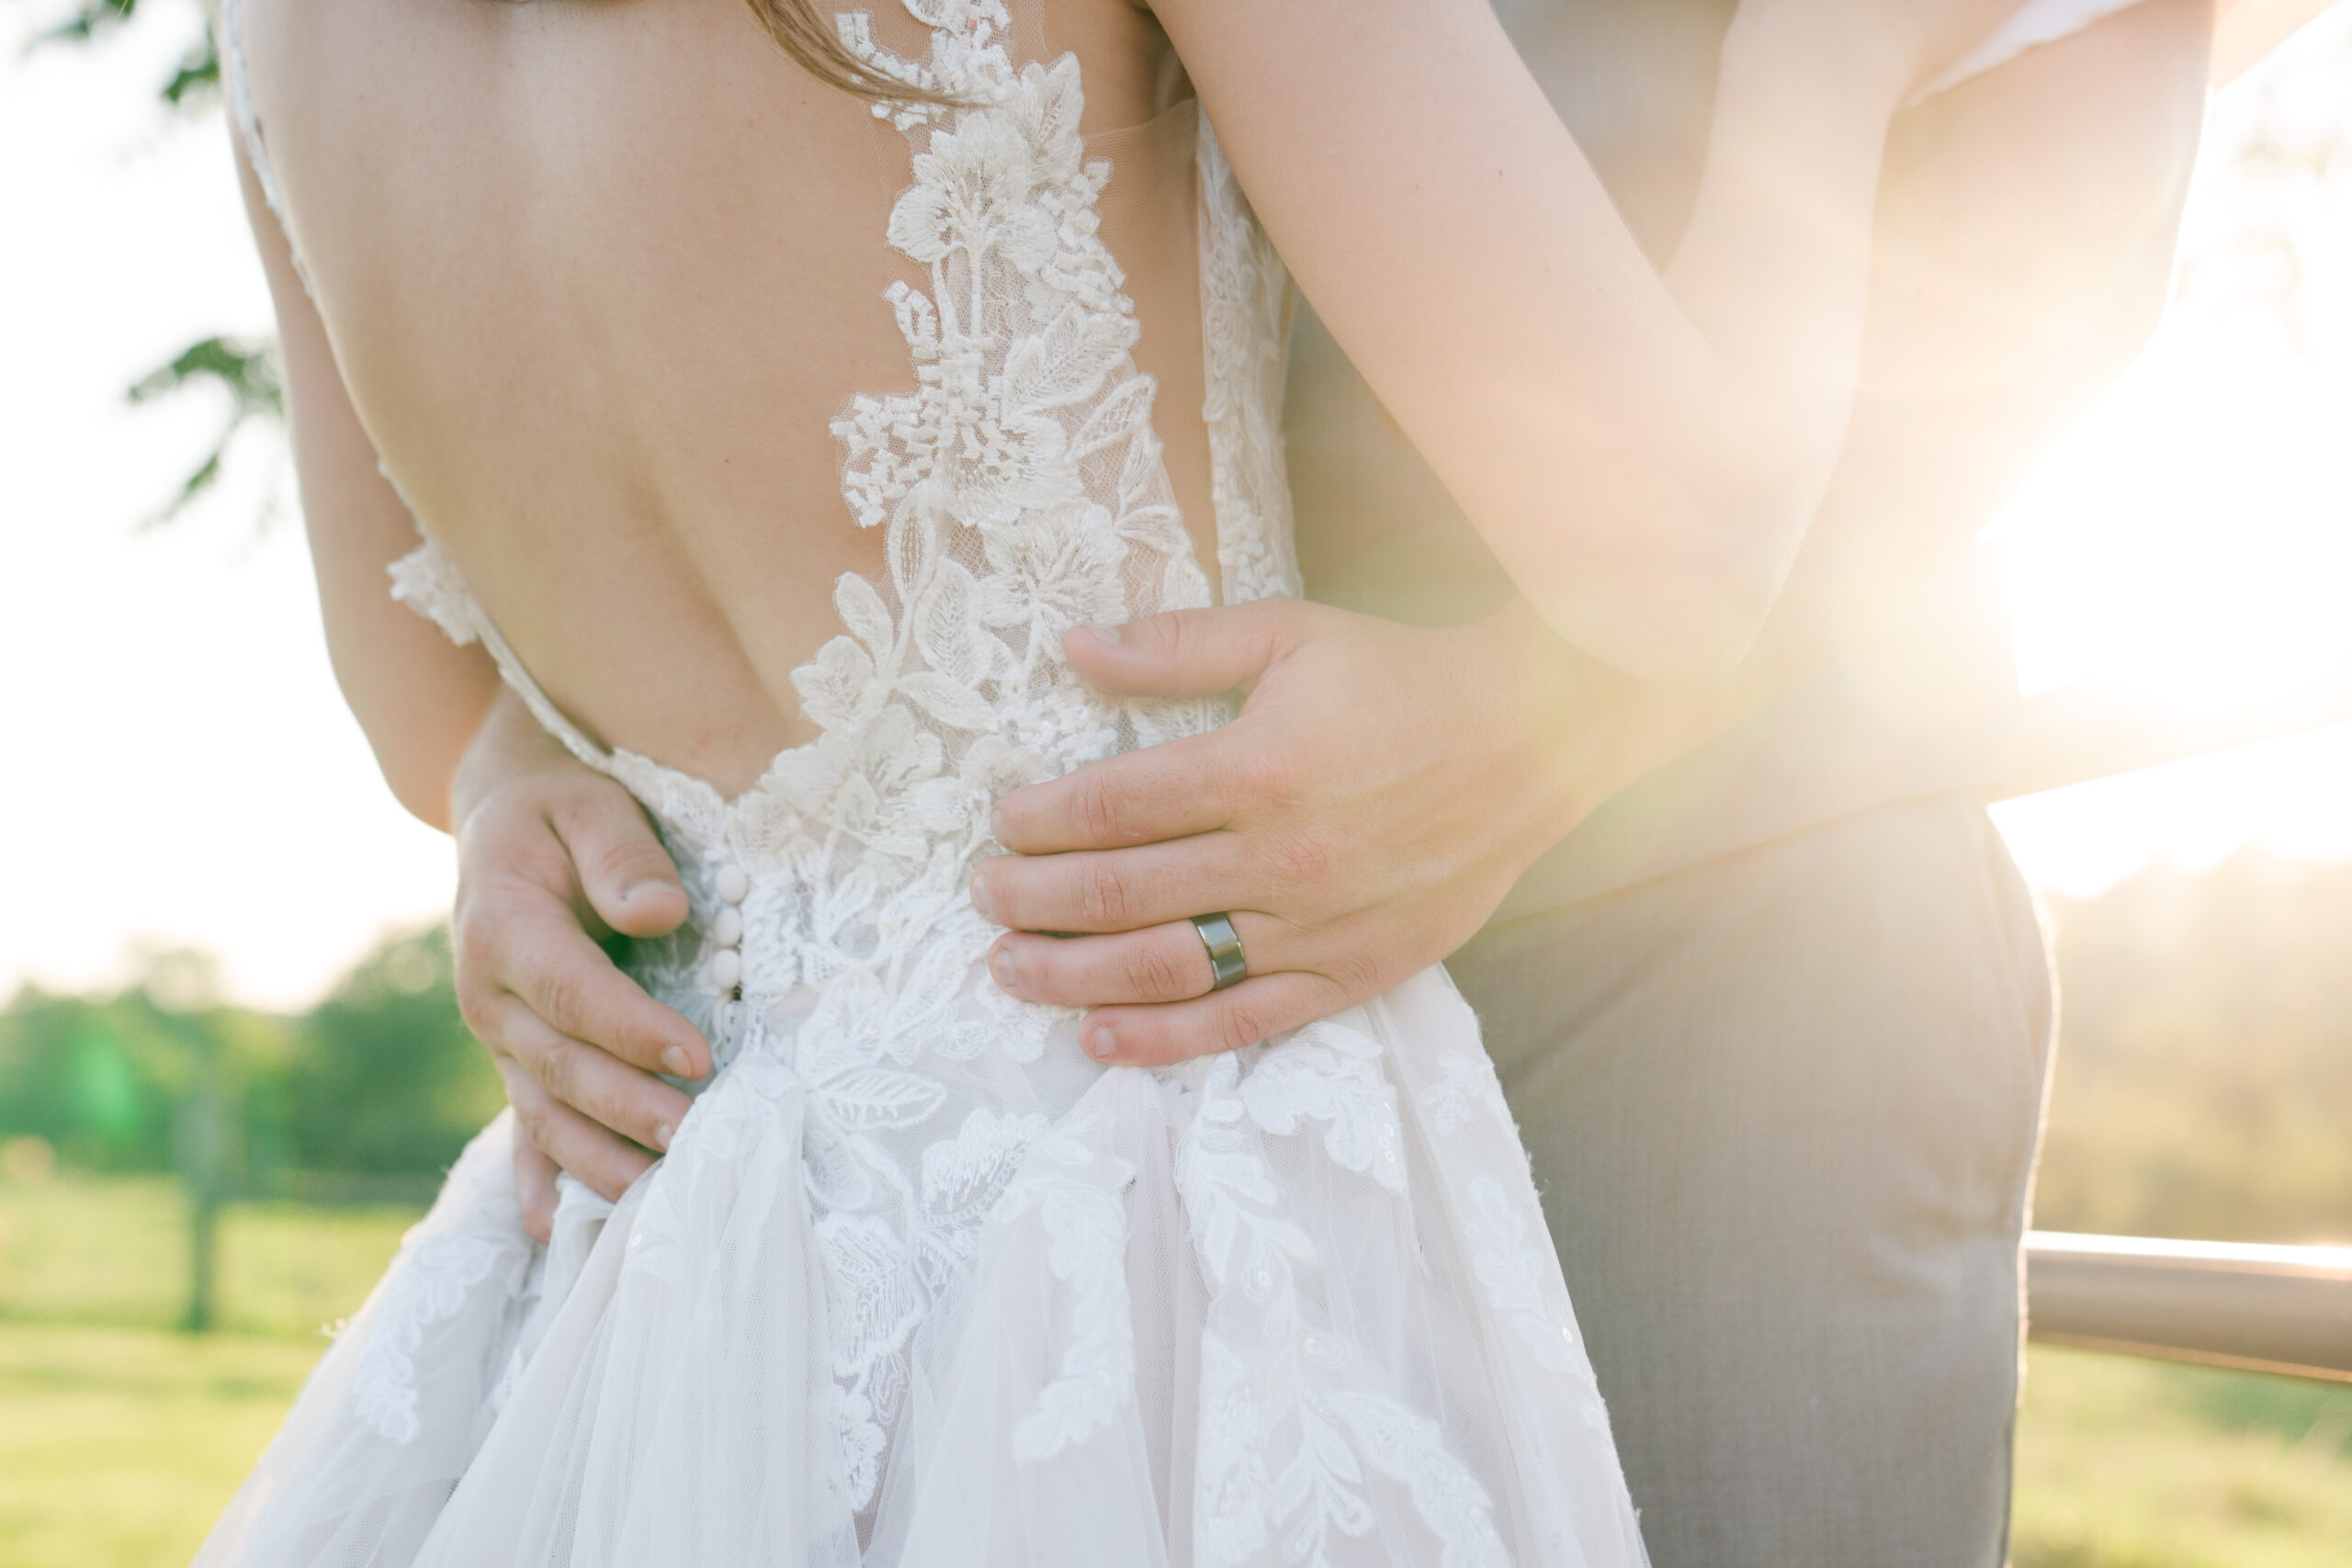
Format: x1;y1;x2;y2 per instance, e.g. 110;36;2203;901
493;1057;656;1206
1075;969;1354;1069
1059;595;1312;699
459;885;709;1082
478;992;690;1159
992;729;1242;855
972;832;1259;936
511;1122;561;1246
547;778;691;942
985;910;1300;1009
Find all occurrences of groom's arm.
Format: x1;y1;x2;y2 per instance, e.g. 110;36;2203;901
972;0;2216;1065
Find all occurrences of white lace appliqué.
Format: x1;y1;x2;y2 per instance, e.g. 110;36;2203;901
350;1133;532;1445
1182;1031;1508;1568
987;1112;1139;1461
1419;1047;1513;1139
1465;1175;1578;1378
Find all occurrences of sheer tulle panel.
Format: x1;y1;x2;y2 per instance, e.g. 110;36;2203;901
190;1118;536;1568
409;1053;859;1568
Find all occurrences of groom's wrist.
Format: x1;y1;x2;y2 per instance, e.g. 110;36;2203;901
1470;597;1748;857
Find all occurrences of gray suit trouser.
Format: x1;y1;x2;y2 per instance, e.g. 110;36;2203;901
1447;794;2054;1568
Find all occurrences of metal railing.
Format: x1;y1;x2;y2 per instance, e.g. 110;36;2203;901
1992;678;2352;1384
2026;1232;2352;1383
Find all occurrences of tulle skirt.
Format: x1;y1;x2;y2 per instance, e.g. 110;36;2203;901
193;965;1647;1567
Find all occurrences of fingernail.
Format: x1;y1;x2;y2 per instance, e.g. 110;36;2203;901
989;948;1017;991
969;872;995;921
1084;1022;1116;1060
1079;624;1121;645
622;880;665;904
651;1122;674;1152
660;1045;691;1077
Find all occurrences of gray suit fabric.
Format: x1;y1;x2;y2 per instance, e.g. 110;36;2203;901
1446;795;2055;1566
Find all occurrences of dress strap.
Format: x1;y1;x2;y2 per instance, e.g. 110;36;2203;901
388;535;618;773
216;0;311;293
1916;0;2149;99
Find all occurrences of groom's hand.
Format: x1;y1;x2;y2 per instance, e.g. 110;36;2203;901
448;690;710;1242
972;598;1710;1066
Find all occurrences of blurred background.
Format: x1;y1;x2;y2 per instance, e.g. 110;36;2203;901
2;2;2348;1564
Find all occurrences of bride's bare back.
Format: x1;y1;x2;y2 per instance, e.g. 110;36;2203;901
234;0;1213;795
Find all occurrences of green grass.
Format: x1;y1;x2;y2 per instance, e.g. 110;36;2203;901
2;1175;2348;1567
2013;1348;2352;1567
0;1324;322;1568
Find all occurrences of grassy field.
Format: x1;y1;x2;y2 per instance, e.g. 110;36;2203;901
3;1176;2347;1567
2013;1351;2352;1567
0;1325;320;1568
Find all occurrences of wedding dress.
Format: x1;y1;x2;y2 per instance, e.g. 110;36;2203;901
197;3;1651;1565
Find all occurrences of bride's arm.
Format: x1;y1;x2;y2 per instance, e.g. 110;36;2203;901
1154;0;2015;680
232;134;499;830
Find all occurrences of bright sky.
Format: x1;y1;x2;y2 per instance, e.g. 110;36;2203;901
3;4;2350;1010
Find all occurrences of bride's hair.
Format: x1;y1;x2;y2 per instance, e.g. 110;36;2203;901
743;0;961;106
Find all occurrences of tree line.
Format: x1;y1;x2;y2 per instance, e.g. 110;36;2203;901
0;927;503;1189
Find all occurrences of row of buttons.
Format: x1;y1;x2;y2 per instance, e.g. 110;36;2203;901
710;864;748;994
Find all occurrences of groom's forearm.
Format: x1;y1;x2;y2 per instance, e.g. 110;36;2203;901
1745;0;2211;685
1414;0;2215;899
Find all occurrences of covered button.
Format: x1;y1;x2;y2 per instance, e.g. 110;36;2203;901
710;949;743;992
715;865;751;905
711;907;744;949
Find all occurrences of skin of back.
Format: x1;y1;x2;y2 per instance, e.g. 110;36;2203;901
236;0;1212;799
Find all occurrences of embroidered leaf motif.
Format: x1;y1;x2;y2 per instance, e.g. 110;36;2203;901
1419;1047;1512;1138
1329;1391;1512;1568
835;572;897;662
1006;1134;1136;1461
1005;301;1130;412
791;636;880;730
880;938;978;1050
1273;1402;1374;1563
913;560;987;686
1069;373;1159;461
1237;1028;1408;1196
896;670;997;731
1466;1174;1577;1374
819;1066;948;1131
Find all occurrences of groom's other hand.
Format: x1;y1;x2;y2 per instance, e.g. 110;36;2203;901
973;600;1719;1066
449;690;710;1242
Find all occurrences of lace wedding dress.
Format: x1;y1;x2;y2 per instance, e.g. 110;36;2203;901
196;3;1659;1565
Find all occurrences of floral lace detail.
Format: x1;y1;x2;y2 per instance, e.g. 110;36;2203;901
350;1127;533;1444
1196;123;1300;605
1465;1175;1578;1377
1182;1032;1505;1567
1232;1023;1408;1196
983;1110;1139;1461
386;536;481;650
1419;1047;1513;1139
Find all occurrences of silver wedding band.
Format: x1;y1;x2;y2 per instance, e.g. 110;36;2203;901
1192;912;1248;992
